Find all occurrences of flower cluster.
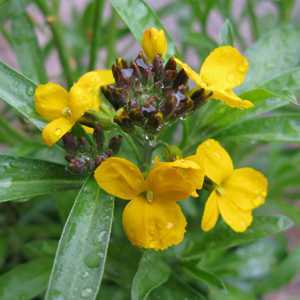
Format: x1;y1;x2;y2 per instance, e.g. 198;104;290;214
33;26;268;250
94;139;267;250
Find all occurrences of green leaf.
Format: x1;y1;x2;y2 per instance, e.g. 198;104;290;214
0;155;82;202
0;116;28;146
110;0;177;57
0;60;44;129
0;258;52;300
219;19;234;45
23;240;58;259
242;25;300;91
256;245;300;293
217;113;300;142
45;178;114;300
182;265;226;290
10;0;47;82
149;276;207;300
181;216;293;261
131;251;171;300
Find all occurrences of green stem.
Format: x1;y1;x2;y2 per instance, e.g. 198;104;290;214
35;0;73;87
106;9;118;67
88;0;105;70
122;132;143;165
247;1;259;41
180;120;189;149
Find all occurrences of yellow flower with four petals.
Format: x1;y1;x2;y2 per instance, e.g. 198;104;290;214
175;47;253;109
94;157;204;250
35;70;114;146
193;139;268;232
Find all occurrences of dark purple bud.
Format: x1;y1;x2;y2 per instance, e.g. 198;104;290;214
173;69;188;89
62;133;78;153
109;135;123;154
165;57;177;71
93;125;104;151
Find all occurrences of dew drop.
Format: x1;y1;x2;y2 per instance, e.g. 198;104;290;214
227;73;236;83
213;152;221;159
26;86;35;96
166;222;174;229
55;128;62;136
84;251;100;268
97;231;106;243
238;63;248;73
81;288;93;298
82;271;89;278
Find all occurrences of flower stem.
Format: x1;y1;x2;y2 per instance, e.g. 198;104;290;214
35;0;73;87
88;0;105;70
106;9;118;67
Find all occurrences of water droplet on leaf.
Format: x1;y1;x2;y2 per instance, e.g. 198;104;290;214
81;288;93;298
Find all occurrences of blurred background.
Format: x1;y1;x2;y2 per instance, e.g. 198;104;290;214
0;1;300;299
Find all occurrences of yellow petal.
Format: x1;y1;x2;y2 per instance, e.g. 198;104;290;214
174;58;205;87
94;157;145;200
122;196;187;250
217;194;253;232
82;125;94;134
212;89;254;109
199;46;249;90
201;191;219;231
141;27;168;61
69;70;115;121
42;117;74;147
222;167;268;210
35;83;69;121
196;139;234;185
147;159;204;202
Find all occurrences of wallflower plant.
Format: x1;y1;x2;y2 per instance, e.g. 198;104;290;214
32;26;268;250
0;3;297;299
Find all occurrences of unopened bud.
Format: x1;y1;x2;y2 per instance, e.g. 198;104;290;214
108;135;123;154
93;125;104;151
141;28;168;61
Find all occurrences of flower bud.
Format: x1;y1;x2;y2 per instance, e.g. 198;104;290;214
141;28;168;61
109;135;123;154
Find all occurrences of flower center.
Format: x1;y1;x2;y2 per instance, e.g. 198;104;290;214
62;107;72;118
146;190;154;203
215;185;225;196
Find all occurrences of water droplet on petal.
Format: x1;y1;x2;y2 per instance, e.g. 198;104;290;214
166;222;174;229
238;64;247;73
227;73;236;83
55;128;62;136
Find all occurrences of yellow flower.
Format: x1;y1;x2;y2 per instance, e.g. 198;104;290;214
193;139;268;232
141;27;168;61
94;157;204;250
35;70;114;146
175;46;253;109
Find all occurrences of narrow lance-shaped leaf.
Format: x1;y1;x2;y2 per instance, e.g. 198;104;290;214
110;0;177;57
0;155;82;202
131;251;171;300
0;258;53;300
217;113;300;142
45;177;114;300
181;216;293;261
0;60;44;129
10;0;47;82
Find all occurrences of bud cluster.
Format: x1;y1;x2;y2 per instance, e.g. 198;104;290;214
63;127;122;174
102;53;208;135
